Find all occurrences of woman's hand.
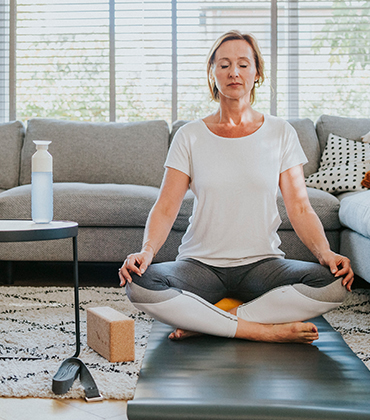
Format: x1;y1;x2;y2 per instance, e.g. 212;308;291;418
319;250;354;291
118;249;154;287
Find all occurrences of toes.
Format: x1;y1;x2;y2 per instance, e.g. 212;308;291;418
168;329;183;340
168;331;176;340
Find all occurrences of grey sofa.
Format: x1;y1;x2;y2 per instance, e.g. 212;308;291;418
0;115;369;283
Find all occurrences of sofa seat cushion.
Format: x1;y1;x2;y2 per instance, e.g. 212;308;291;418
0;183;194;229
0;184;339;232
278;187;341;230
20;119;169;188
339;190;370;239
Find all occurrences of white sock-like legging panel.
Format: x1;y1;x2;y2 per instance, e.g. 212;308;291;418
126;282;238;338
236;278;347;324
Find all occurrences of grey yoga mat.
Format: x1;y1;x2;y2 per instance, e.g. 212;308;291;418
128;317;370;420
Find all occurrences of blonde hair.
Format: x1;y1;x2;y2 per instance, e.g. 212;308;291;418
206;30;265;105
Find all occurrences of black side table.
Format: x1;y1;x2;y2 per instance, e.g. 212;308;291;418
0;220;102;401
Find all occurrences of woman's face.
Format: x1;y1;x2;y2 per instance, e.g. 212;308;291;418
212;39;258;102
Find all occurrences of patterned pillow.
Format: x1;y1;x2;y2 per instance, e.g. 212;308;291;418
305;133;370;194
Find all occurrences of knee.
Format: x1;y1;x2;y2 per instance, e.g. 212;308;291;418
124;268;160;303
321;277;348;303
125;281;180;305
294;277;348;304
326;277;348;303
125;281;142;304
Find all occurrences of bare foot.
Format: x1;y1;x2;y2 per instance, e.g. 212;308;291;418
235;319;319;344
269;321;319;344
168;328;203;341
229;307;319;344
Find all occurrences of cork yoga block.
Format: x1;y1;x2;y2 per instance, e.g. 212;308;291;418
87;306;135;363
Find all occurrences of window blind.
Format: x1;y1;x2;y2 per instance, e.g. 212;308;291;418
115;1;173;122
8;1;370;124
16;0;110;122
0;1;10;122
277;0;370;120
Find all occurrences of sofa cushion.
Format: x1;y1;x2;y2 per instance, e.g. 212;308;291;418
316;115;370;155
305;134;370;194
0;121;25;190
288;118;321;177
278;187;341;230
0;183;194;229
339;190;370;238
19;119;169;188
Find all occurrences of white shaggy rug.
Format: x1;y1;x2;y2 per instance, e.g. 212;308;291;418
0;286;152;400
0;286;369;400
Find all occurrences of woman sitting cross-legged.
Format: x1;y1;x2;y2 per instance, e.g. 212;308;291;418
118;30;353;344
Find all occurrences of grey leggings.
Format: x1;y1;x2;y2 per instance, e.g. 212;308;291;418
126;257;347;337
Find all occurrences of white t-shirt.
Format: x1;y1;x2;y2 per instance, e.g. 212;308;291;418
165;114;308;267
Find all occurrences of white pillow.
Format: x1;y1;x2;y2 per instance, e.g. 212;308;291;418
305;133;370;194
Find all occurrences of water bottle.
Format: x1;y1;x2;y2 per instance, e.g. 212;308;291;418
32;140;53;223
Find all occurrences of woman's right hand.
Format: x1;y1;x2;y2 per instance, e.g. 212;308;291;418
118;249;154;287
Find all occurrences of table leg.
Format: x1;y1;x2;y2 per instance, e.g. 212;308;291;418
52;235;102;400
73;236;80;357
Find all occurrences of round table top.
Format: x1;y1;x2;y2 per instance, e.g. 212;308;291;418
0;220;78;242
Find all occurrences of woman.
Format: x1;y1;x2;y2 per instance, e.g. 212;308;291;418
119;30;353;344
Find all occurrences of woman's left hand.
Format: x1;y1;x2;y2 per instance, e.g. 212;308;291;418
320;251;354;291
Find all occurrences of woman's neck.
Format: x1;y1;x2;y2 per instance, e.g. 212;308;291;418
203;101;264;138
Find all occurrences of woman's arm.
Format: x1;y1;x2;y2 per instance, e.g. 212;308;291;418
279;164;354;290
119;167;190;286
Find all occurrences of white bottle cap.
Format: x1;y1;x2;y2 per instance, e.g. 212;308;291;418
32;140;52;172
34;140;51;149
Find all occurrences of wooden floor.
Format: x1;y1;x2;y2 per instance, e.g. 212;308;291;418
0;398;128;420
0;261;129;420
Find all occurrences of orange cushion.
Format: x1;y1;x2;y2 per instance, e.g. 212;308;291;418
215;298;243;312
